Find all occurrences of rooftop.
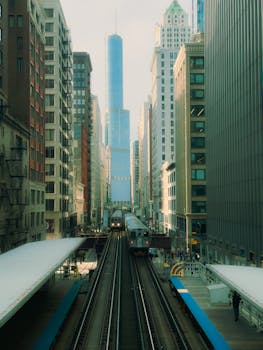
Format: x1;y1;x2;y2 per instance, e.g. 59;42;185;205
0;238;85;328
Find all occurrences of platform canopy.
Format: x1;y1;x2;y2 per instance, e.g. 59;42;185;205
207;264;263;312
0;238;85;328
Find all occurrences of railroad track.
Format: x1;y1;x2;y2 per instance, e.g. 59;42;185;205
68;233;208;350
70;234;120;349
130;256;190;350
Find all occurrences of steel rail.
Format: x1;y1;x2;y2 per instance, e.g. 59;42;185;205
133;257;156;349
115;234;122;350
71;237;112;350
105;234;121;349
146;258;191;350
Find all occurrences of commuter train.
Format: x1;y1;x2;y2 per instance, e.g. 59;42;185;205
110;210;124;231
125;213;152;256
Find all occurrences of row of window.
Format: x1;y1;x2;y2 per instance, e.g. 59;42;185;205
46;181;69;194
31;212;45;227
167;184;206;199
9;15;23;28
46;199;69;211
31;189;45;205
73;63;85;69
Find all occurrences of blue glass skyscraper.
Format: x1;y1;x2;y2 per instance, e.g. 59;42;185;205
197;0;204;32
106;34;131;206
192;0;204;33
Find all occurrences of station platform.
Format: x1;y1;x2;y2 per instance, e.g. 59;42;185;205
152;253;263;349
180;276;263;350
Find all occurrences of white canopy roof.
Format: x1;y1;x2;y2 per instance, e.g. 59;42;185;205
0;238;85;328
207;264;263;311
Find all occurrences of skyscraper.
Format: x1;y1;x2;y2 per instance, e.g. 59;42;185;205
42;0;73;237
151;0;191;225
72;52;93;228
106;34;130;207
4;0;46;249
205;0;263;266
192;0;204;33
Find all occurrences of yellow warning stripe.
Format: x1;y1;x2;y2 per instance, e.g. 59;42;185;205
178;289;189;293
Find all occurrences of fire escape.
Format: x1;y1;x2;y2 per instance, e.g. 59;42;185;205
61;31;73;234
5;137;28;242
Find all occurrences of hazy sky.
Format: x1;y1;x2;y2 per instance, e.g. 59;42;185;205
60;0;192;140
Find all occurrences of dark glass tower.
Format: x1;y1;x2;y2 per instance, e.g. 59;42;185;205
106;34;131;206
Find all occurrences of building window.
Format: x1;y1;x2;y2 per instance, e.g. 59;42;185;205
0;50;2;65
191;153;205;165
17;57;23;72
192;219;206;235
45;36;54;46
45;8;54;18
45;111;54;123
45;129;54;141
192;201;206;213
9;15;15;28
190;105;205;117
45;51;54;61
0;5;2;18
17;37;23;49
45;94;54;106
190;73;204;84
192;185;206;196
192;169;206;180
191;89;204;100
46;181;54;193
191;121;205;133
45;65;54;74
37;191;40;204
191;137;205;148
46;199;54;211
17;15;23;28
45;22;54;32
31;190;35;204
190;57;204;69
31;212;35;227
45;79;54;88
46;146;54;158
45;163;54;176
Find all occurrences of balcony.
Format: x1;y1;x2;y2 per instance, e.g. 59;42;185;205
7;188;27;206
6;159;27;177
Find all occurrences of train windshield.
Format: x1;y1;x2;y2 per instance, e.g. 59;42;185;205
130;231;136;239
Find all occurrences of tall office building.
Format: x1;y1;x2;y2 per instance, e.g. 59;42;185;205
138;99;152;222
151;0;191;224
174;33;205;254
191;0;204;33
72;52;92;229
0;0;46;251
90;95;103;228
0;0;30;251
205;1;263;266
106;34;130;207
131;140;139;209
42;0;73;237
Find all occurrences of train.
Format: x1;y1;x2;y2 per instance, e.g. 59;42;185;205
125;213;152;256
110;209;124;231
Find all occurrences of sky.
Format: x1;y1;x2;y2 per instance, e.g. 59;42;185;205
60;0;192;140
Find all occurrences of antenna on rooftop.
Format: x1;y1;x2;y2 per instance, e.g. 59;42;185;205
114;8;118;33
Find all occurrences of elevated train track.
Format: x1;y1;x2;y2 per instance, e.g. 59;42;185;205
67;232;207;350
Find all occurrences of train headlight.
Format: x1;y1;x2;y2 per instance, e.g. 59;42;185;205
117;223;120;226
